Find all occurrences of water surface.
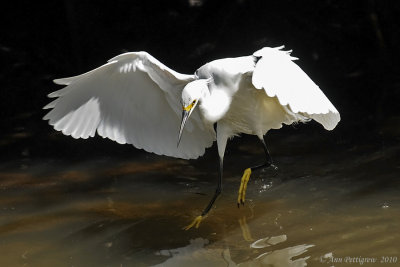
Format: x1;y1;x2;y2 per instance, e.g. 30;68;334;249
0;126;399;266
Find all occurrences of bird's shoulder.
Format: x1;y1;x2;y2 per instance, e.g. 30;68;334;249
207;56;254;75
196;56;255;86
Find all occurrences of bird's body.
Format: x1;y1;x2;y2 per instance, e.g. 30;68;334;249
196;55;305;135
44;46;340;229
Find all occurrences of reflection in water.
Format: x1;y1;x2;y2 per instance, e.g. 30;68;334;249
250;243;314;267
238;216;254;241
0;125;399;265
154;234;313;267
154;238;235;267
250;234;287;248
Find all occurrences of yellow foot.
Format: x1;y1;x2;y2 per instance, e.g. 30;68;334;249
183;215;203;230
238;168;252;206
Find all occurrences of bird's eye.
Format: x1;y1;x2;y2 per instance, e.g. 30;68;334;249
192;100;196;104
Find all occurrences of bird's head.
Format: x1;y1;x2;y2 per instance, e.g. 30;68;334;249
178;79;208;146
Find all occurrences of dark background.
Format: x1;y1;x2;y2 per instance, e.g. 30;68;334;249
1;0;400;160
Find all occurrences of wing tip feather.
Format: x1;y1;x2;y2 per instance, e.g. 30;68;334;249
312;110;341;131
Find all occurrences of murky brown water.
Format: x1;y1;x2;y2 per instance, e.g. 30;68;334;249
0;126;399;267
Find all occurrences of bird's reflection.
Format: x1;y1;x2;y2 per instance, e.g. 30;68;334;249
248;242;314;267
238;216;254;242
153;232;313;266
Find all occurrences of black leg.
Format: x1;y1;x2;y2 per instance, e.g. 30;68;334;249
251;137;277;172
201;157;223;216
184;123;226;230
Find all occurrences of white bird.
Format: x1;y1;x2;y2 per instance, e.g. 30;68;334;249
44;46;340;229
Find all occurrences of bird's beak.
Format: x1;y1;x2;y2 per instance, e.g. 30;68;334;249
178;109;190;147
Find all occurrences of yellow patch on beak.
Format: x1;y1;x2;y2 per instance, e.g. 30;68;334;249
183;101;195;111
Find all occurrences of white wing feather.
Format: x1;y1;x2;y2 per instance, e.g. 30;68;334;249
44;52;215;159
252;46;340;130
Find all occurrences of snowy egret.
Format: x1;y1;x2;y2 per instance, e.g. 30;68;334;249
44;46;340;229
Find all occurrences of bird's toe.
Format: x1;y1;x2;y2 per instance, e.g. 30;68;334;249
183;215;203;230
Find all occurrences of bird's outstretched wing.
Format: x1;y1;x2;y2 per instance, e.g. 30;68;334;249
44;52;215;159
252;46;340;130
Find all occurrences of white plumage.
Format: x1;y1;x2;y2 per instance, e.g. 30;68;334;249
44;46;340;228
44;52;215;159
44;47;339;158
252;47;339;130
